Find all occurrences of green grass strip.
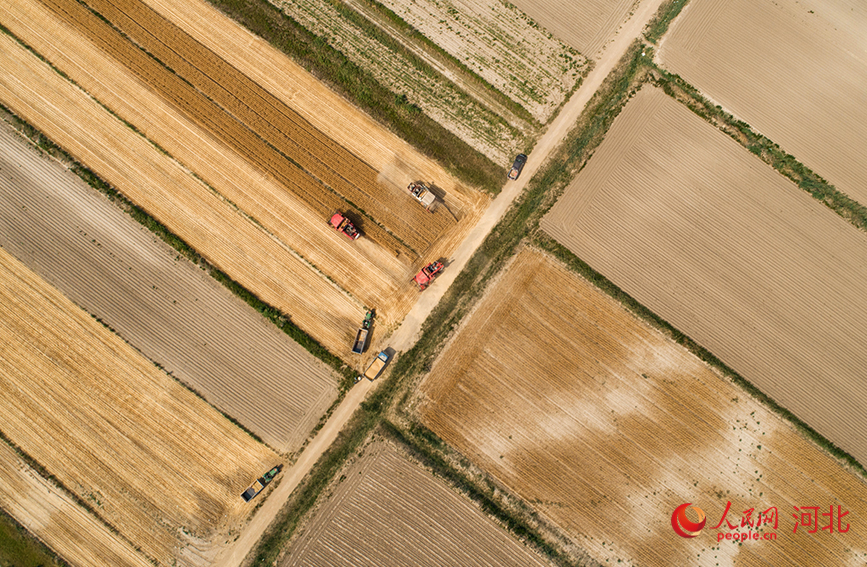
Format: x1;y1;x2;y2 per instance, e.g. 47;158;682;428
0;507;71;567
644;0;688;44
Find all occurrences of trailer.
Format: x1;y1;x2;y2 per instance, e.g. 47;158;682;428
412;261;444;291
329;212;361;240
351;309;375;354
363;351;390;381
241;465;282;502
407;181;436;209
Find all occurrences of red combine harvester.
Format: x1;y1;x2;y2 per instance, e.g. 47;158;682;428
329;212;361;240
412;261;444;291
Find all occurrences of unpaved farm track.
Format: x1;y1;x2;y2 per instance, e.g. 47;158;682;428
543;86;867;468
419;248;867;566
0;247;277;565
283;441;554;566
0;24;364;354
0;122;337;454
37;0;446;256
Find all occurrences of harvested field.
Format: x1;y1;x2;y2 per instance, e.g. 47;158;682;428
0;247;278;565
275;0;522;163
419;248;867;566
0;23;365;355
508;0;637;57
542;86;867;467
38;0;453;256
0;121;337;453
659;0;867;205
0;0;414;328
0;441;152;567
372;0;585;122
283;440;553;566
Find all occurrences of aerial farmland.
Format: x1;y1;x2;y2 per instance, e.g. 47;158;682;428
1;0;866;565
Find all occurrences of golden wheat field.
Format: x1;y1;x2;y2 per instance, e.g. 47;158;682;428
0;247;278;565
418;248;867;566
542;85;867;467
659;0;867;204
283;440;553;566
0;122;337;454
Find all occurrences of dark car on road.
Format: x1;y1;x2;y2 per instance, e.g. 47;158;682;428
508;154;527;180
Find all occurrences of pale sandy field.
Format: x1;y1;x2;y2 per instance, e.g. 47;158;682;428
508;0;637;57
542;85;867;468
419;248;867;566
0;247;278;565
0;122;336;454
282;440;554;566
659;0;867;205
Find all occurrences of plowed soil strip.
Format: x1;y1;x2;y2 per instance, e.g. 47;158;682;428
37;0;420;256
283;441;553;567
542;86;867;467
420;248;867;566
0;247;278;564
0;28;363;355
0;122;337;454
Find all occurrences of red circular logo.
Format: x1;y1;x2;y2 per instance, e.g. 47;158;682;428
672;503;706;538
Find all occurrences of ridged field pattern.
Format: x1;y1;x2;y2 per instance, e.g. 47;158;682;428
420;248;867;566
283;442;553;566
659;0;867;205
542;86;867;467
374;0;585;122
507;0;637;57
0;124;337;454
0;247;277;565
0;441;153;567
0;27;365;355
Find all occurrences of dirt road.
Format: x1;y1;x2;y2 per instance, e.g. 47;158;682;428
219;1;665;564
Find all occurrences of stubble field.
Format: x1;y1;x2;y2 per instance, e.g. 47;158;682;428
658;0;867;204
507;0;638;57
282;440;553;566
418;248;867;566
0;247;278;565
541;86;867;467
0;122;337;454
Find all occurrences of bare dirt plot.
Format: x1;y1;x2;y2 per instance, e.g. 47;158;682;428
658;0;867;205
0;0;414;329
0;247;279;565
0;441;152;567
0;30;364;356
541;86;867;467
418;248;867;566
507;0;637;58
282;440;553;566
372;0;585;123
0;122;337;454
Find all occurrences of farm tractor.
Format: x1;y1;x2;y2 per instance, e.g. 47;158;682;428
413;261;444;291
329;212;361;240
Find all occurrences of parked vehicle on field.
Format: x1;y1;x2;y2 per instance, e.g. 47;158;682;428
508;154;527;180
407;181;436;209
329;212;361;240
241;465;282;502
351;309;375;354
413;261;444;291
362;350;390;381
